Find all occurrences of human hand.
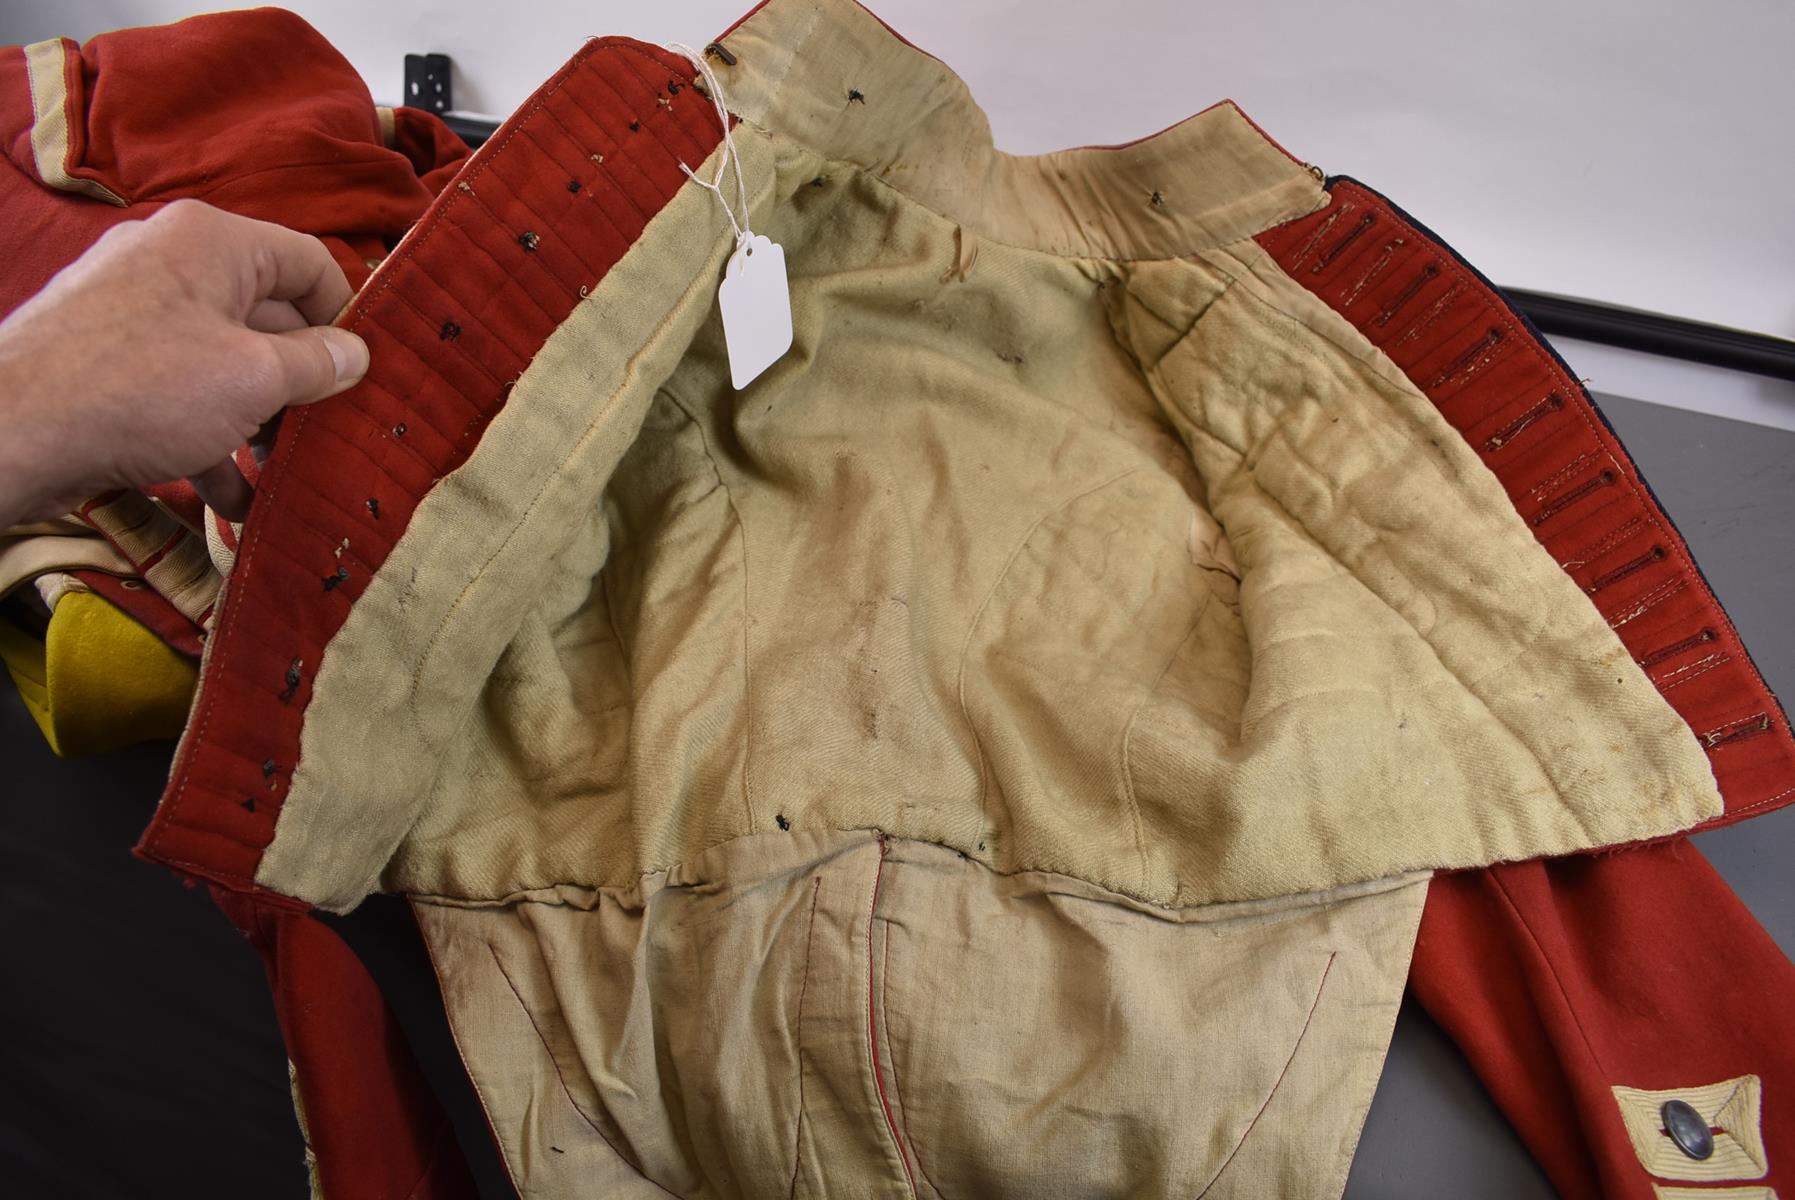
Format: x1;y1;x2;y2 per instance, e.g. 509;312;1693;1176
0;199;369;526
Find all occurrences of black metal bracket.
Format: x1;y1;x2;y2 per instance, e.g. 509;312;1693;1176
403;52;452;116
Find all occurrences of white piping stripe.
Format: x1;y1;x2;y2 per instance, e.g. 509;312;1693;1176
22;38;128;207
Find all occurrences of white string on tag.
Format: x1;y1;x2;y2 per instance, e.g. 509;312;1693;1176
662;42;752;249
662;40;794;389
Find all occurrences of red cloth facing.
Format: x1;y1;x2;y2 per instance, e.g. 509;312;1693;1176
0;11;479;1195
211;887;479;1200
1418;844;1794;1198
134;33;728;895
1257;179;1795;1197
0;10;473;655
0;9;470;309
92;27;725;1196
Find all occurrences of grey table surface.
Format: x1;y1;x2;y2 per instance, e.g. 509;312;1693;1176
1;392;1790;1198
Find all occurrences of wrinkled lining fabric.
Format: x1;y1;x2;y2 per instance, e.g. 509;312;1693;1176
107;3;1732;1194
413;830;1429;1200
1257;178;1795;833
253;0;1717;915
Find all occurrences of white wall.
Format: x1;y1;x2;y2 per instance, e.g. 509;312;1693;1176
7;0;1794;429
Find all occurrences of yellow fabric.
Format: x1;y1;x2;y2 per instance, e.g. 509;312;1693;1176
0;591;195;757
1615;1075;1768;1182
415;830;1428;1199
1654;1189;1779;1200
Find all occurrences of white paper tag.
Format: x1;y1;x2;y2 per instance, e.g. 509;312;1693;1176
717;234;793;389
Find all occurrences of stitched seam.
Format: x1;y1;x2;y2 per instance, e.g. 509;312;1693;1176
400;176;737;811
1371;262;1437;327
953;468;1143;836
866;838;917;1197
1430;327;1505;388
1337;182;1784;716
1120;599;1212;892
339;376;450;473
1285;203;1351;271
440;187;567;326
149;38;700;874
1395;282;1466;345
580;73;669;228
1654;650;1729;686
598;562;634;696
880;920;948;1200
422;218;567;376
555;91;660;243
270;504;377;578
659;388;758;829
1484;391;1563;453
409;902;523;1197
610;50;722;171
279;472;403;556
1487;871;1610;1077
1695;695;1780;730
386;286;507;391
787;876;823;1200
1639;629;1717;670
1530;452;1596;502
1532;464;1617;527
1586;546;1667;594
509;120;619;291
1718;785;1795;820
1609;576;1689;628
1312;212;1375;272
486;941;680;1197
1662;654;1733;692
1341;238;1404;307
1702;712;1770;744
1194;950;1338;1199
1561;515;1646;570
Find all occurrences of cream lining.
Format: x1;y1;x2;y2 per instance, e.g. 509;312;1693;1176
716;0;1328;261
250;0;1719;914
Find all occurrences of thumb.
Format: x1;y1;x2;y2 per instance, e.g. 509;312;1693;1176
254;326;369;408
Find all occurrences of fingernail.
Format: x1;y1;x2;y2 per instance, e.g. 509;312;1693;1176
324;329;370;384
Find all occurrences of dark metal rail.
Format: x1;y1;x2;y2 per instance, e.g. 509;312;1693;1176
1501;289;1795;383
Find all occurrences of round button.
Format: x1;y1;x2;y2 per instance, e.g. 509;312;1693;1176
1661;1099;1715;1160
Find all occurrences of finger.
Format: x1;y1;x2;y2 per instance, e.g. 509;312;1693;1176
230;214;354;326
247;298;306;334
251;326;371;411
189;459;254;522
